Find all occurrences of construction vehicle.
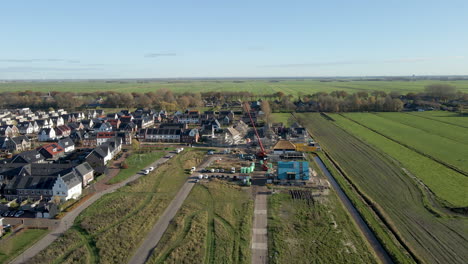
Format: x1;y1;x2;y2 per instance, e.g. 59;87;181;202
243;102;269;170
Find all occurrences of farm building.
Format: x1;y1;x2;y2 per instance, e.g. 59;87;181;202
277;161;309;180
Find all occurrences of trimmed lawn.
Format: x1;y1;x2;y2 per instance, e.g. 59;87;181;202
0;229;49;263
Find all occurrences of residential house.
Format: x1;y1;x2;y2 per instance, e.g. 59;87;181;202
36;119;52;129
73;162;94;186
17;122;35;134
119;122;138;133
39;143;65;160
50;116;65;127
181;129;199;144
96;132;116;146
54;125;71;138
52;172;82;201
0;125;19;137
174;114;200;124
10;150;45;163
134;116;154;129
107;119;121;130
116;131;132;145
58;137;75;153
81;132;97;147
0;136;31;152
92;122;113;132
141;128;181;142
38;128;56;141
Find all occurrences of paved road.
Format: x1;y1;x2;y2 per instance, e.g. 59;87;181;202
251;186;268;264
10;154;173;264
314;156;394;264
127;156;216;264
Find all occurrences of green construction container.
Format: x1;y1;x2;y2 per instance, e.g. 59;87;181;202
241;167;245;174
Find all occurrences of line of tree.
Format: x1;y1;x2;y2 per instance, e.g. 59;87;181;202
0;84;466;113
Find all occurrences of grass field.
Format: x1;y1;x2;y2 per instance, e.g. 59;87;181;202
108;150;165;184
329;113;467;207
340;113;468;175
2;79;468;94
147;180;253;264
268;188;378;264
408;111;468;128
29;150;205;264
295;113;468;264
270;113;294;126
0;229;49;264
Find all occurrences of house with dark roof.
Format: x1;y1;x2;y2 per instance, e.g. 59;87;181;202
119;122;138;133
141;128;181;142
38;143;65;159
1;162;92;201
92;122;113;132
73;162;94;186
134;116;154;129
17;121;36;134
181;129;199;144
36;119;52;129
38;128;57;141
58;137;75;153
0;136;31;152
11;150;45;164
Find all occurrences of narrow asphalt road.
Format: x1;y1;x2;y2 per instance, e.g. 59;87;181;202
127;156;216;264
251;186;268;264
10;154;172;264
314;156;394;264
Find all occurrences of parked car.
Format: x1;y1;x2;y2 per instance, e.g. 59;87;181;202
148;167;154;172
14;210;24;218
142;170;150;175
2;211;9;217
8;211;17;217
220;169;225;173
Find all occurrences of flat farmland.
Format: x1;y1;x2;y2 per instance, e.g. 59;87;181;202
329;113;467;207
147;180;253;264
29;150;205;264
341;113;468;174
1;79;468;94
408;111;468;128
295;113;468;264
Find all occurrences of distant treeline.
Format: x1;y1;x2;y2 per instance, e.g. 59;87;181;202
0;84;466;112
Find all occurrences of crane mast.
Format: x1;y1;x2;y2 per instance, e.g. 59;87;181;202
244;102;268;170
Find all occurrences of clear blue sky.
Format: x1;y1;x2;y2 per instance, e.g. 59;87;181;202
1;0;467;79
